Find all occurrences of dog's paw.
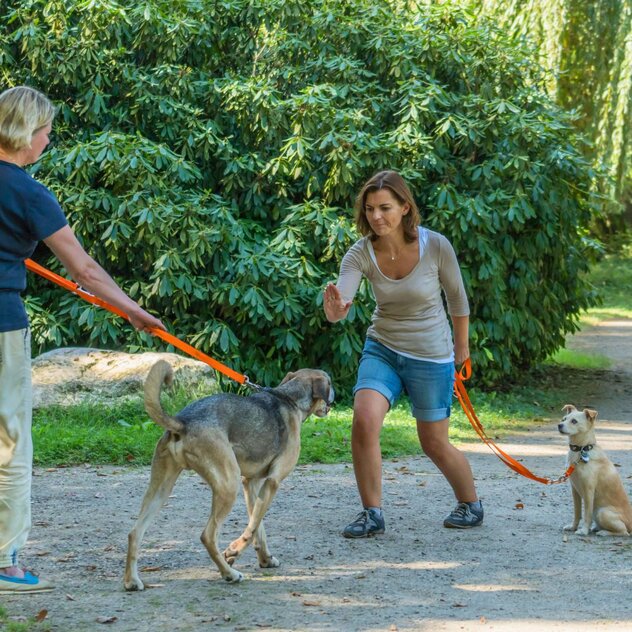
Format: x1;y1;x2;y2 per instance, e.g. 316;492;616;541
223;569;244;583
259;556;280;569
575;526;590;536
562;524;578;532
124;577;145;592
223;547;238;566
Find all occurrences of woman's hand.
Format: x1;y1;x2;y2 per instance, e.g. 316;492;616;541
127;306;166;333
323;282;352;323
453;341;470;366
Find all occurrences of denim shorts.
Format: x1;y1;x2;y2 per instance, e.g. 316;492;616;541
353;338;455;422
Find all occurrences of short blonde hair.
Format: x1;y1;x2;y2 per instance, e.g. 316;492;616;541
0;86;56;152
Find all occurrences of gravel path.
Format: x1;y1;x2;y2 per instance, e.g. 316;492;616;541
5;320;632;631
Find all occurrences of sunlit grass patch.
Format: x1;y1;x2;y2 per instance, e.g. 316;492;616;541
546;348;612;370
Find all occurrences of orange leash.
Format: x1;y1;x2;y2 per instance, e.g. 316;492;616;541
25;259;251;387
454;359;574;485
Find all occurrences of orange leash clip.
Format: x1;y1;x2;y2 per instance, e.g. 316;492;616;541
25;258;251;387
454;358;574;485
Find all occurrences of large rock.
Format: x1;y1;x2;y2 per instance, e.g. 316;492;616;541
32;348;218;408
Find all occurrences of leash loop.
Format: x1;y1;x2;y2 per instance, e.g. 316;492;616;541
454;358;574;485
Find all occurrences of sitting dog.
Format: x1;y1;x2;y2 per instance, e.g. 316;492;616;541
124;360;334;590
558;404;632;536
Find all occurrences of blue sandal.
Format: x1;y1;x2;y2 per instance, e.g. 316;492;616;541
0;571;54;593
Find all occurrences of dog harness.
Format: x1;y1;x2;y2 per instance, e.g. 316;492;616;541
570;443;594;463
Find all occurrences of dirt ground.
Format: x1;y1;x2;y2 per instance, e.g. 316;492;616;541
5;320;632;632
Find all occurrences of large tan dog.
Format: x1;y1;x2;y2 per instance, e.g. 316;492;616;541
124;360;334;590
558;404;632;536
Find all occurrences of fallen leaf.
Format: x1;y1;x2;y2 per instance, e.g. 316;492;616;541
96;616;118;624
452;603;466;608
144;583;165;589
140;566;162;572
35;610;48;622
291;591;302;597
515;503;524;510
56;553;76;562
303;600;321;607
34;551;50;557
66;594;75;601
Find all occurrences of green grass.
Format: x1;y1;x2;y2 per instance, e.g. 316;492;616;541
580;251;632;325
543;250;632;369
32;248;632;467
33;375;567;467
0;606;51;632
546;348;612;370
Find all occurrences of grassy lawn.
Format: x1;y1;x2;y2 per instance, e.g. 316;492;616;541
32;250;632;468
32;379;563;467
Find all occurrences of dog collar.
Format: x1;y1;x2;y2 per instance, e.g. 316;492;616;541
569;443;594;463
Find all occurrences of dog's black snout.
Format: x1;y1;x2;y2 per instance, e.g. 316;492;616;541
558;422;565;432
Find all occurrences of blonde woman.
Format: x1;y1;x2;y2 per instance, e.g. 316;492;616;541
0;86;164;593
324;170;482;538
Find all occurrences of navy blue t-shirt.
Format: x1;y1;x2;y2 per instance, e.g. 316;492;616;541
0;160;68;332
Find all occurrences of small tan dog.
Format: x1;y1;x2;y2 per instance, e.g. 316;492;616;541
558;404;632;536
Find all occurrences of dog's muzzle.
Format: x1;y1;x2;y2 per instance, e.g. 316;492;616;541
558;422;568;434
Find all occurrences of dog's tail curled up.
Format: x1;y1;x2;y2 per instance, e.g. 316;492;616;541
144;360;184;433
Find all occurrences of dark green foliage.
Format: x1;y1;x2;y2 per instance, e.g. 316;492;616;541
1;0;604;388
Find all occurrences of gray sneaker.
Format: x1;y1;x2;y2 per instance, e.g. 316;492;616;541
443;501;484;529
343;508;385;538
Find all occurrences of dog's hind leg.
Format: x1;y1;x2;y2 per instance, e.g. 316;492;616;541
124;439;183;591
240;477;280;569
197;453;244;583
594;508;630;536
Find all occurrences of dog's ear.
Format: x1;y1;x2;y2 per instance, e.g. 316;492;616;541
312;376;330;402
280;371;296;385
584;408;598;424
561;404;577;414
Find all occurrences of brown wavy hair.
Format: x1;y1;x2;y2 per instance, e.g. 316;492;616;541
354;170;420;242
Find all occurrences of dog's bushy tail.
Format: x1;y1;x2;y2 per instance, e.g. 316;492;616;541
144;360;184;433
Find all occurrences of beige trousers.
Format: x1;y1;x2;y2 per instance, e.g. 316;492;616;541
0;328;32;567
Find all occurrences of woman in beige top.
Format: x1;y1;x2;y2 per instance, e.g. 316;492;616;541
324;170;483;537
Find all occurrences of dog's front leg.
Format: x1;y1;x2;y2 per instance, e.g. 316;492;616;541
563;486;582;533
224;473;285;565
198;459;244;583
575;484;595;536
237;477;279;569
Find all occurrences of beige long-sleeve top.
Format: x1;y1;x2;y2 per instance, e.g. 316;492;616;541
337;227;469;362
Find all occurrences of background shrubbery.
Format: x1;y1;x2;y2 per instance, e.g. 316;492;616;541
0;0;606;389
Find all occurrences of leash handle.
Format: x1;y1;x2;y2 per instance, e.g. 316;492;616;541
455;358;574;485
25;258;249;386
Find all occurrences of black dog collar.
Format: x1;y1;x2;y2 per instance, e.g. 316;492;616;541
569;443;594;463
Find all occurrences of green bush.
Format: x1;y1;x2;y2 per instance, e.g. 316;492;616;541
1;0;604;388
